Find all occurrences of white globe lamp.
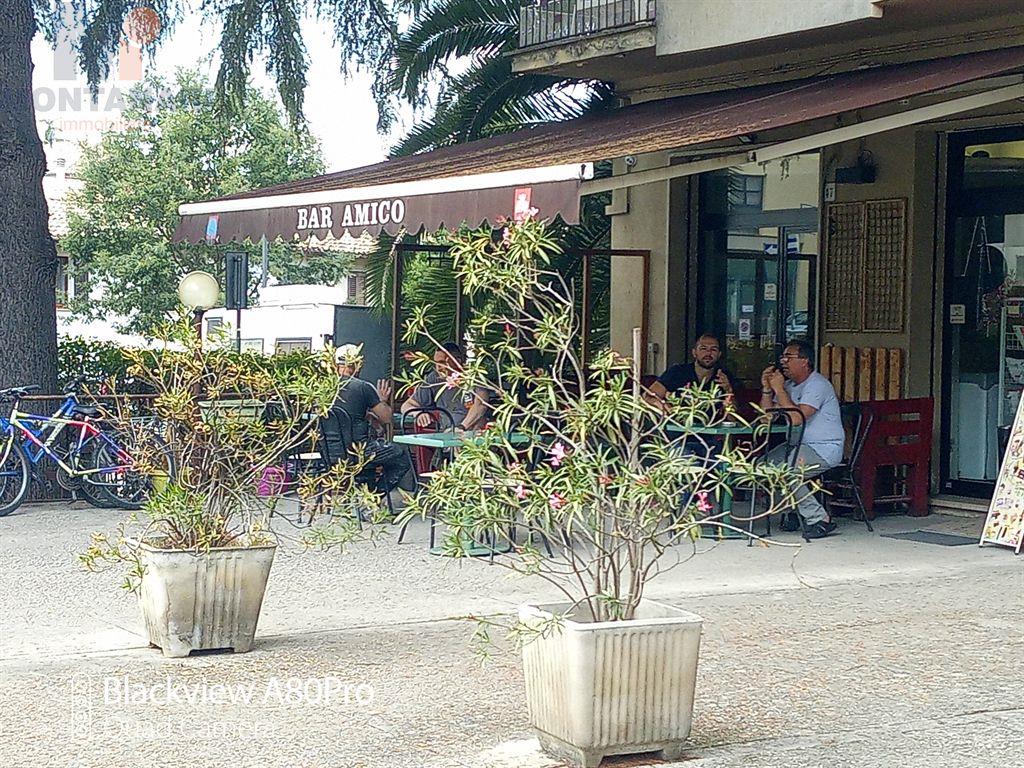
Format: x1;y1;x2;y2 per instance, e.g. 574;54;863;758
177;271;220;310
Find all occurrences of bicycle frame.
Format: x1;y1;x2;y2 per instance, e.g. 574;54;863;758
0;394;130;480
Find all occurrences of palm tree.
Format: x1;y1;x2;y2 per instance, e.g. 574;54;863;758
2;0;419;390
389;0;615;156
367;0;615;358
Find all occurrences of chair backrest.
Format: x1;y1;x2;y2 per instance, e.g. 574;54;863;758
399;407;456;434
318;406;356;466
840;402;873;467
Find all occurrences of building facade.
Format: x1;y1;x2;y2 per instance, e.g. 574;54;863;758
513;0;1024;502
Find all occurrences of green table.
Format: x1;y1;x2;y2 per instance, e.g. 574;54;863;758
392;430;531;449
393;430;531;556
666;421;789;540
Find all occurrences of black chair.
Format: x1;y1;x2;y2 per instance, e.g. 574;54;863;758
746;407;806;546
819;403;874;532
317;406;397;525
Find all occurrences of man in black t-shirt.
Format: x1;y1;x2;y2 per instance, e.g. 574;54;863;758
646;333;737;407
331;345;412;493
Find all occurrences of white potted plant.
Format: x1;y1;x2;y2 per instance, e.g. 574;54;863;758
83;317;380;657
399;218;808;766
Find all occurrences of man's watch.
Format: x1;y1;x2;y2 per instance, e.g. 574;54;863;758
761;389;773;395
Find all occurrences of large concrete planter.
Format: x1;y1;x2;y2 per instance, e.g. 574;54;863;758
519;600;703;768
138;542;276;658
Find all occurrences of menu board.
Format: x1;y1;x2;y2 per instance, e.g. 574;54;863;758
981;391;1024;553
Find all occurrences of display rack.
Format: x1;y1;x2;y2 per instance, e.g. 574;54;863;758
998;297;1024;426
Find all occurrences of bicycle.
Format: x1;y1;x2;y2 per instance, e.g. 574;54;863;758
0;379;173;517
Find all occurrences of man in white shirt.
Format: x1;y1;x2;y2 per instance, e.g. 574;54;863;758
760;339;846;540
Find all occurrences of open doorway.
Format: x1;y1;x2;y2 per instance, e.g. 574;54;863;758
941;127;1024;497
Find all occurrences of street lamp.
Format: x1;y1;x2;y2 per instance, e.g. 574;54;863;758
177;271;219;310
177;271;220;340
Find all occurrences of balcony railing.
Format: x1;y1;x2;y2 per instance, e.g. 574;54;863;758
518;0;656;49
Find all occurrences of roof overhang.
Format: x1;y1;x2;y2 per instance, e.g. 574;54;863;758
174;46;1024;245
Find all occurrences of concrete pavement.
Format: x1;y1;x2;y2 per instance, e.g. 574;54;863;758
1;502;1021;767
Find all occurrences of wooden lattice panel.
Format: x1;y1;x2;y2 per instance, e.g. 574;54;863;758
863;200;907;332
824;202;864;331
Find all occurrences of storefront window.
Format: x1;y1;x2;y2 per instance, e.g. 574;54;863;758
697;154;820;386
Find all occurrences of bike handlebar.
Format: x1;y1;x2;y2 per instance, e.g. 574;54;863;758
0;384;41;401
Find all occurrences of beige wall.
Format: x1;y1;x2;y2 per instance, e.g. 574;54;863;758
656;0;882;58
607;153;689;373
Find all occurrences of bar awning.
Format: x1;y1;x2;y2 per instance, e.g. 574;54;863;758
176;47;1024;244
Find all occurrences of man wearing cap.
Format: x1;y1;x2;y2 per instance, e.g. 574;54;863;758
331;344;412;494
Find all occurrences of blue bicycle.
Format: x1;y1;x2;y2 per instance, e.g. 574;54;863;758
0;379;173;516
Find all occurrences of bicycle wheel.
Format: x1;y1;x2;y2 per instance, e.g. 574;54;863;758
88;429;174;510
0;433;30;517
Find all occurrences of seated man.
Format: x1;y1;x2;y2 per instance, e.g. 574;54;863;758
646;332;738;407
401;342;491;431
760;339;845;540
332;344;412;494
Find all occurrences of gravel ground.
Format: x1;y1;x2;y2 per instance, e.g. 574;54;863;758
1;502;1021;767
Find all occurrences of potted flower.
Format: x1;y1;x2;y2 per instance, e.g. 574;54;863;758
399;219;809;767
82;316;380;657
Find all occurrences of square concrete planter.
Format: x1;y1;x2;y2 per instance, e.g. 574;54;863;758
138;542;276;658
519;600;703;768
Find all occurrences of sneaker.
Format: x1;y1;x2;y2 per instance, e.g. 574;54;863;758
802;520;837;540
779;512;801;532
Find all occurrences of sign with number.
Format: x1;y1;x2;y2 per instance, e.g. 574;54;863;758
981;392;1024;553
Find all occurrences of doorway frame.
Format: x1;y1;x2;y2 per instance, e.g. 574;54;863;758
939;125;1024;497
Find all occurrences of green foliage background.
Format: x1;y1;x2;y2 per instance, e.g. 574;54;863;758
62;70;352;334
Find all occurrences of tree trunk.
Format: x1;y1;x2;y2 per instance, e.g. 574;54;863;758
0;0;58;392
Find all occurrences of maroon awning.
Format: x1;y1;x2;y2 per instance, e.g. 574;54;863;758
175;46;1024;244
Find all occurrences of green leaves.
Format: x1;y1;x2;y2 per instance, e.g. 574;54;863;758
395;219;815;622
61;70;345;334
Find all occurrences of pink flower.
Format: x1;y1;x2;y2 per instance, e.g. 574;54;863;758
504;322;514;336
696;491;713;513
514;484;529;501
527;206;539;219
598;473;613;487
636;476;650;486
445;370;462;389
548;442;568;467
548;492;566;510
502;227;512;245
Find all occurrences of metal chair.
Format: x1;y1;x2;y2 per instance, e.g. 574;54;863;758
317;406;398;526
397;407;455;547
819;403;875;532
746;406;806;546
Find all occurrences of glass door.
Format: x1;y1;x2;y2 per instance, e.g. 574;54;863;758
697;154;820;386
942;129;1024;496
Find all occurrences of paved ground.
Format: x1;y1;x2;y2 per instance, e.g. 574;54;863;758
1;502;1022;768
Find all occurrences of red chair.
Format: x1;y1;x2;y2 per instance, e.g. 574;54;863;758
856;397;934;518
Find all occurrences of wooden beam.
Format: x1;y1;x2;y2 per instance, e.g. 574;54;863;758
843;347;857;402
874;348;889;401
888;348;903;399
858;348;873;402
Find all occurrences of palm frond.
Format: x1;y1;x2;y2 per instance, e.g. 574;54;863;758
391;0;517;102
